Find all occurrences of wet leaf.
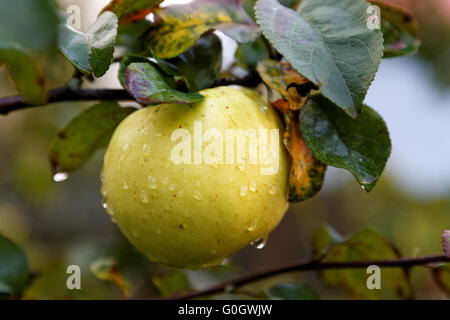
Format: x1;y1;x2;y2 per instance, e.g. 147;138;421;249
281;106;326;202
49;102;136;175
86;12;119;77
0;45;47;105
126;62;204;104
145;0;260;58
370;1;420;58
58;25;91;73
90;257;131;299
255;0;383;118
168;33;222;91
317;229;413;299
236;38;269;70
311;225;343;259
257;59;317;110
0;234;29;298
152;271;190;297
299;95;391;191
266;283;319;300
58;12;118;77
102;0;162;25
0;0;58;52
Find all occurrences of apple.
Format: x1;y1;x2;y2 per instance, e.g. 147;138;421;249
101;86;289;269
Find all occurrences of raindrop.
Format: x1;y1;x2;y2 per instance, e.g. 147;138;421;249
251;238;267;249
193;190;202;200
122;180;129;190
140;190;149;203
177;190;184;197
142;144;151;156
268;183;277;195
249;180;257;192
169;184;176;191
101;198;108;209
148;176;157;189
240;184;248;197
53;172;69;182
161;177;169;185
361;186;367;191
117;143;129;170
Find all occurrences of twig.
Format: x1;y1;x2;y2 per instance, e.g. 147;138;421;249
168;255;449;300
0;72;262;115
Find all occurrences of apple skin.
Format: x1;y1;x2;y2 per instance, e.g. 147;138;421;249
101;86;289;269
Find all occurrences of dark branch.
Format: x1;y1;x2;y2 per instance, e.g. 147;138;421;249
168;255;449;300
0;72;262;115
0;87;133;115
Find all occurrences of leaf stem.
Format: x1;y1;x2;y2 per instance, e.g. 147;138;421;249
167;255;449;300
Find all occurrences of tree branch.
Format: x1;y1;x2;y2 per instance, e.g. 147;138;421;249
0;72;262;115
168;255;449;300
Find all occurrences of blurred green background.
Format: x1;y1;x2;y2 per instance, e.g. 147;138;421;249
0;0;449;299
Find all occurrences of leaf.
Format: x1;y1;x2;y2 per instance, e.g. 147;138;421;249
0;0;58;52
317;229;413;299
255;0;383;118
102;0;162;25
152;271;190;297
311;225;343;259
49;102;136;176
58;12;118;77
90;257;131;299
299;95;391;191
86;12;119;77
243;0;301;20
168;33;222;91
370;1;420;58
257;59;318;110
279;105;326;202
266;283;319;300
58;25;91;73
126;62;205;105
236;38;269;70
0;45;47;105
432;264;450;297
145;0;260;58
0;234;29;298
118;54;150;89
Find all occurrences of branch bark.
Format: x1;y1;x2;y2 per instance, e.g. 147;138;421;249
168;255;449;300
0;72;262;115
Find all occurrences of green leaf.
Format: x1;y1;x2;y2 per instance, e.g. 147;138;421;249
144;0;260;58
266;283;319;300
299;95;391;191
317;229;413;299
102;0;162;25
49;102;136;175
118;54;150;89
255;0;383;118
311;225;343;259
243;0;301;20
370;1;420;58
58;12;118;77
0;0;58;52
236;38;269;70
432;264;450;297
126;62;205;105
0;45;47;105
58;25;91;73
86;12;119;77
0;234;29;298
152;271;190;297
168;33;222;91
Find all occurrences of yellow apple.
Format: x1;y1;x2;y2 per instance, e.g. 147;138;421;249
101;86;289;269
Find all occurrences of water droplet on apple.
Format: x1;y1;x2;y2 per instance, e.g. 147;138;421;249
193;190;202;200
240;184;248;197
122;180;129;190
161;177;169;185
140;190;149;203
169;184;175;191
249;180;257;192
147;176;157;189
268;184;277;195
142;144;151;156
